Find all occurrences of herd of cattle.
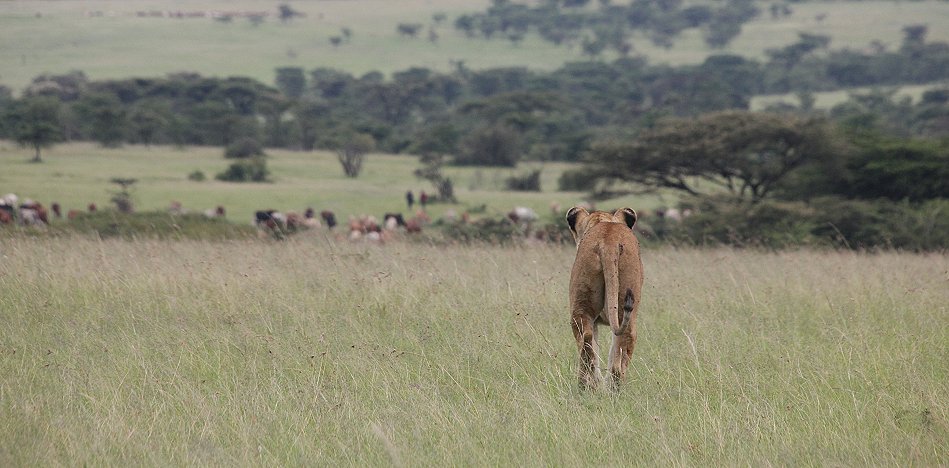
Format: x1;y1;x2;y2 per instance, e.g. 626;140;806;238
2;192;692;242
0;193;111;226
253;207;429;242
0;192;448;242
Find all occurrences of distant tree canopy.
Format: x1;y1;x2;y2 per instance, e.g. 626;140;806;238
1;29;947;169
453;0;760;52
3;96;62;162
778;125;949;203
275;67;306;99
583;111;836;203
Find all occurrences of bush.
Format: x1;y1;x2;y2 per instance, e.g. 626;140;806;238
846;140;949;202
671;198;816;249
505;169;541;191
4;210;256;240
187;170;206;181
809;197;949;251
335;133;375;178
224;137;265;159
441;218;520;244
666;196;949;251
216;157;270;182
557;168;598;191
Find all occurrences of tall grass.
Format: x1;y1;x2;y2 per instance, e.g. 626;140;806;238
1;238;946;465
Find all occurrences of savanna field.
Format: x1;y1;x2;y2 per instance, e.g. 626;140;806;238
2;0;949;464
1;237;947;465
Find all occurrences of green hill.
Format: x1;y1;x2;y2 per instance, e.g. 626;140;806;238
2;0;948;93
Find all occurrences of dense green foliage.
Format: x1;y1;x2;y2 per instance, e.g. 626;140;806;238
216;157;271;183
2;27;948;166
224;137;266;159
659;197;949;251
780;130;949;203
505;169;542;192
454;0;760;51
2;96;62;162
583;111;837;202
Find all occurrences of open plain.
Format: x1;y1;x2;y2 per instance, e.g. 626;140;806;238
1;238;946;464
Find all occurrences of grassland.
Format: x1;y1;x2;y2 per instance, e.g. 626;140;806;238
0;141;678;225
749;82;949;111
0;238;946;465
2;0;949;92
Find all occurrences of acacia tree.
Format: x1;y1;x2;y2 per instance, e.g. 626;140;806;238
584;110;835;203
4;96;62;163
335;133;375;178
412;124;460;202
109;177;137;213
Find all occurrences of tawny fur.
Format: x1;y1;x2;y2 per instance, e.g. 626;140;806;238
566;206;644;391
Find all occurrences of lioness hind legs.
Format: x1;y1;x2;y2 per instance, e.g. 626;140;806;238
607;332;636;391
571;314;603;390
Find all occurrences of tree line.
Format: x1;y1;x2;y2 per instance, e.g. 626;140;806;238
453;0;761;53
1;24;947;249
2;24;947;166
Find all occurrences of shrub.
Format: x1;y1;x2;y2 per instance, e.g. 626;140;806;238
216;157;270;182
224;137;265;159
187;170;206;181
505;169;541;191
671;198;816;249
335;133;375;178
666;196;949;251
441;218;520;245
9;210;256;240
809;197;949;251
557;168;598;191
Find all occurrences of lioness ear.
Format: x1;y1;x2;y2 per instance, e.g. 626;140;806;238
565;206;588;242
614;207;637;230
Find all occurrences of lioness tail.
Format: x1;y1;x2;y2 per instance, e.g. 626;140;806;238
619;288;634;334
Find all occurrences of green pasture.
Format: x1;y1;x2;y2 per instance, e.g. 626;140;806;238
2;0;949;93
0;239;946;464
0;141;674;224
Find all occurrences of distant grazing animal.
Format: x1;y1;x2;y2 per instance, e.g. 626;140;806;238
51;202;62;219
285;212;304;230
320;210;337;229
303;208;322;228
19;200;49;226
405;218;422;233
383;213;406;228
565;206;644;391
255;210;280;230
508;206;538;224
204;205;226;218
0;205;13;224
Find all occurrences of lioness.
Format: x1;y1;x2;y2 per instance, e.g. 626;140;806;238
566;206;644;390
